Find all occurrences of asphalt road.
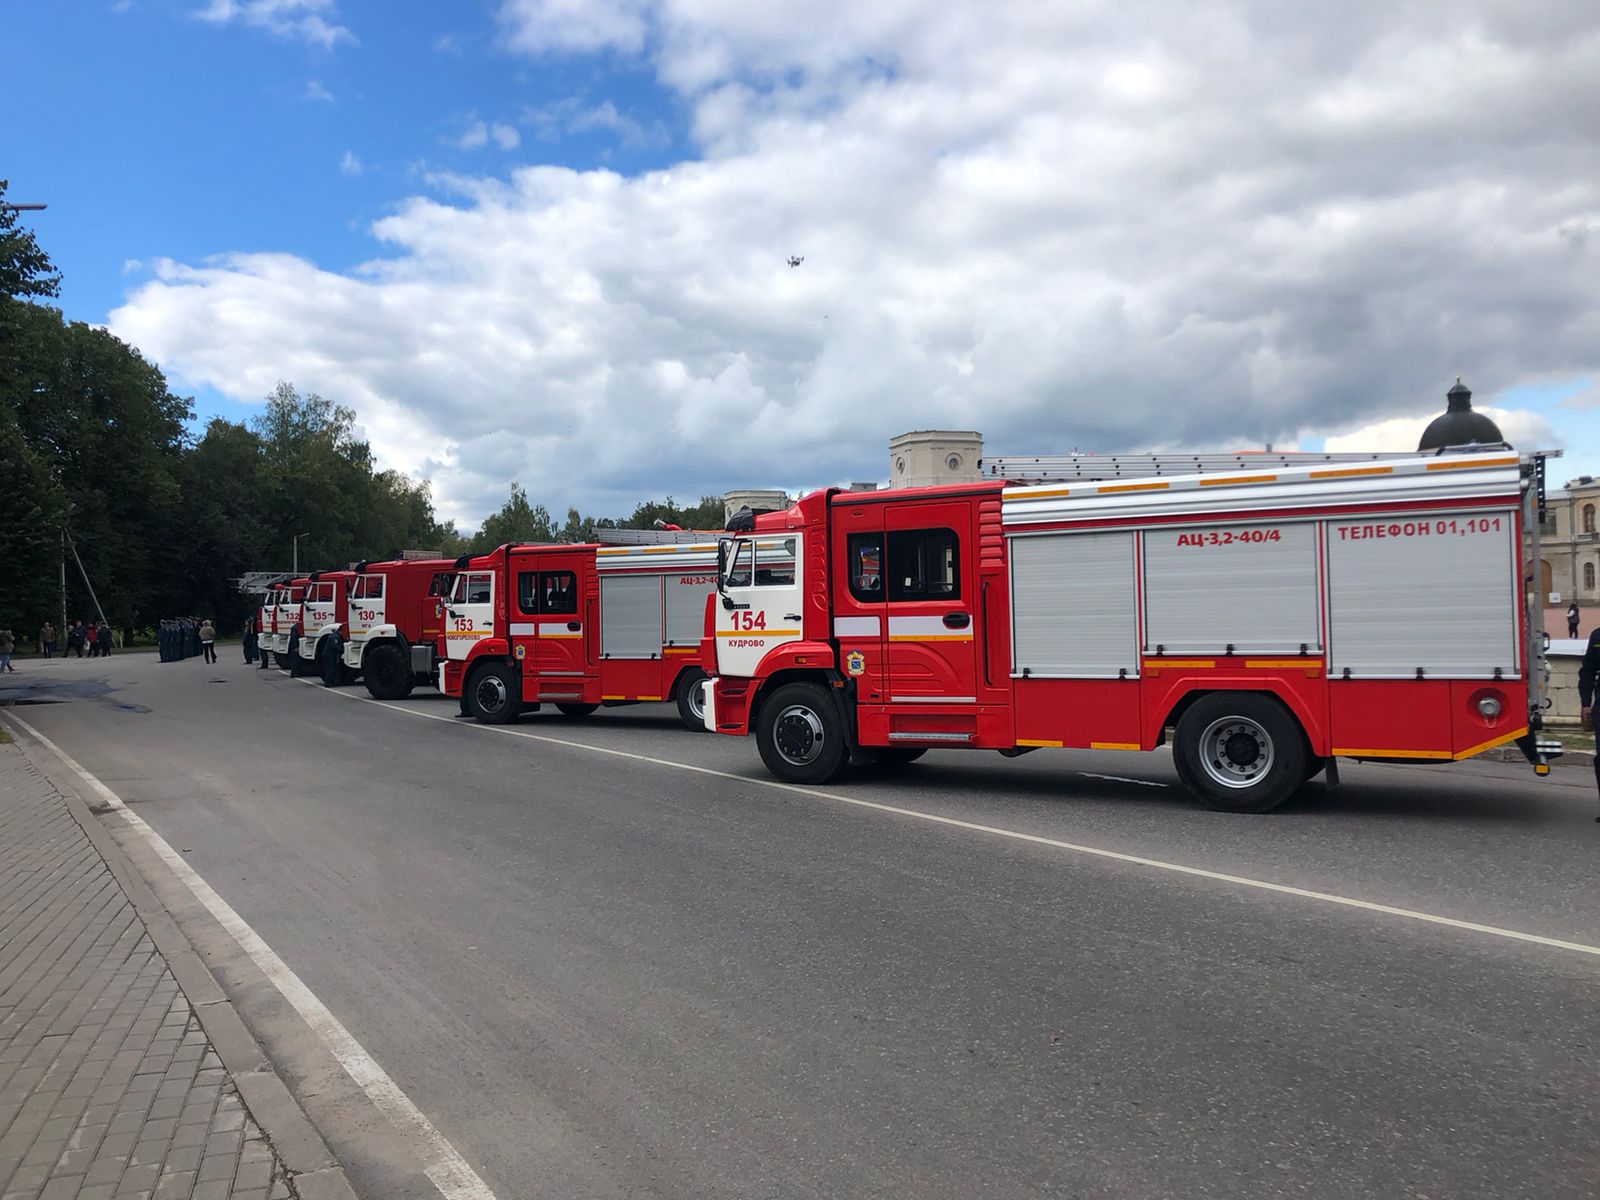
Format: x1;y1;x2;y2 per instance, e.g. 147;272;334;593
5;652;1599;1199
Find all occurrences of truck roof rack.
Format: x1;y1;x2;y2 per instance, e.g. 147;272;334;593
236;571;293;593
594;527;720;544
981;445;1555;485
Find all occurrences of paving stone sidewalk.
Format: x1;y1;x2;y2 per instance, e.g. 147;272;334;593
0;740;293;1200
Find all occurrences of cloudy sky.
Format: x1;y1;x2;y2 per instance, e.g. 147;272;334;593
9;0;1600;525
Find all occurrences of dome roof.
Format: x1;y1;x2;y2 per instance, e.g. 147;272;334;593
1417;379;1505;451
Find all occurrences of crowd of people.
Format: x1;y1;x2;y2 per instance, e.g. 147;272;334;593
26;619;114;659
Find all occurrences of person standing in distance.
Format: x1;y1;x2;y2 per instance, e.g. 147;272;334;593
1569;602;1581;639
1580;624;1600;821
198;619;217;665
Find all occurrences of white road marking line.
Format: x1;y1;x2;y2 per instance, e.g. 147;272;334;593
3;712;500;1200
306;680;1600;962
1079;772;1169;789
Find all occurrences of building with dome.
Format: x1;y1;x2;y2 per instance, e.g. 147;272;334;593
1417;379;1505;452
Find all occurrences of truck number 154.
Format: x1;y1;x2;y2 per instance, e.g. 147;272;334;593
729;610;767;631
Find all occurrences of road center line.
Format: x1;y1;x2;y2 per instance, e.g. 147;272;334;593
3;711;500;1200
302;679;1600;962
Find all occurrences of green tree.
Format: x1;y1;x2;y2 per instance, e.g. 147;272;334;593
621;495;725;530
470;483;557;552
0;180;60;301
0;412;65;635
170;418;275;625
3;314;190;630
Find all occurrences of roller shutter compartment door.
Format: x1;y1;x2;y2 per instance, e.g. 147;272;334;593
1326;514;1518;679
600;576;664;659
1143;521;1320;655
664;574;714;648
1009;531;1138;679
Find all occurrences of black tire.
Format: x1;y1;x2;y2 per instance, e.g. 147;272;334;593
674;668;709;732
756;682;848;784
363;642;414;700
467;662;521;724
1173;693;1307;814
556;703;599;718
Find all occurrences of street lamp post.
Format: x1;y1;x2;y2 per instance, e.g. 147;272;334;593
292;532;310;575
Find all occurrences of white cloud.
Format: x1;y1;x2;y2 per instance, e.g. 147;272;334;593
1324;406;1559;455
451;118;522;153
525;98;663;148
339;150;363;176
197;0;351;50
304;79;334;103
116;1;1600;525
496;0;649;56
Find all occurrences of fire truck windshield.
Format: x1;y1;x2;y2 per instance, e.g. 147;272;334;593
723;539;753;589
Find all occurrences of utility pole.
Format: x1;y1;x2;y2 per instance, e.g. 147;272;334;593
292;532;309;575
60;529;67;636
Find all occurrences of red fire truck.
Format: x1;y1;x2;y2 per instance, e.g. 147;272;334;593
439;540;717;730
342;558;457;699
259;577;309;668
294;569;358;679
702;450;1560;812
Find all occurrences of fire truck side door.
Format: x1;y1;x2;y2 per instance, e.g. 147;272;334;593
517;557;589;679
421;571;452;644
881;500;979;704
445;572;495;660
350;575;384;640
830;501;889;704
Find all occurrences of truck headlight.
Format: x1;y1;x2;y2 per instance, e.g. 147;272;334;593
1477;696;1502;719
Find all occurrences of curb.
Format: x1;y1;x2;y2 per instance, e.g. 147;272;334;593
1;713;362;1200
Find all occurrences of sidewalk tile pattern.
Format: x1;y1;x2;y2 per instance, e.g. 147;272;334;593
0;744;293;1200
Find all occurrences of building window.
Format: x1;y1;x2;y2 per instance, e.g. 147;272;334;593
1585;504;1596;534
1587;562;1597;592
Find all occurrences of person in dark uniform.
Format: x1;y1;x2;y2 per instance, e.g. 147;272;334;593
1579;625;1600;821
319;627;345;687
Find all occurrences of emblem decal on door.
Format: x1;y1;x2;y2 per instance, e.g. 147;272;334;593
514;644;527;660
845;650;867;677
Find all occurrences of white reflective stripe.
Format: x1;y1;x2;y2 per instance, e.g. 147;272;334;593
833;616;881;637
508;622;536;635
886;615;971;638
890;696;977;703
538;622;582;637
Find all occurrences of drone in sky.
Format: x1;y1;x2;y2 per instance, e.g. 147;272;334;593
787;255;804;268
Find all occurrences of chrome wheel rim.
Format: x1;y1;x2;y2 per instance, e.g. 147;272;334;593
1199;716;1273;789
686;682;706;722
773;704;826;766
475;675;509;714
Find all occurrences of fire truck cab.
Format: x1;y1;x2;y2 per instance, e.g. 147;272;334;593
260;577;309;669
439;541;716;730
343;558;456;699
294;570;357;680
703;451;1558;812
